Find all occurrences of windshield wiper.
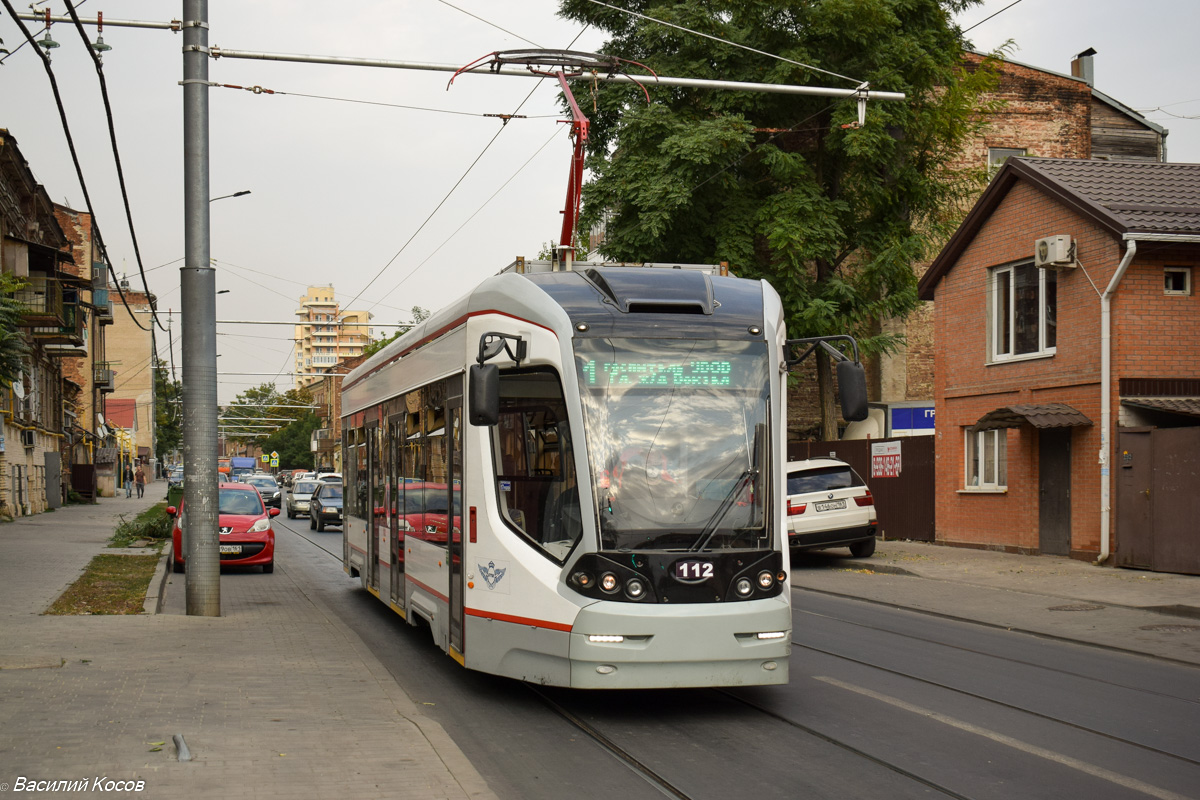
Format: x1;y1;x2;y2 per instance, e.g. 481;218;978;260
689;467;758;553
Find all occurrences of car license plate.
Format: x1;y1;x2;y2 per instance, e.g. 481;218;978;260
219;544;242;554
815;499;846;512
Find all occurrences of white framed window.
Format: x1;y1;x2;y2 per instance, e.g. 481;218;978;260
988;147;1027;173
1165;266;1192;296
990;261;1056;361
965;428;1007;490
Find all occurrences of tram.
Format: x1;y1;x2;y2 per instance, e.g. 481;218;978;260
340;257;866;689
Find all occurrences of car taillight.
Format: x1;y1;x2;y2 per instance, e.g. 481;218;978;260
787;500;806;515
854;490;874;507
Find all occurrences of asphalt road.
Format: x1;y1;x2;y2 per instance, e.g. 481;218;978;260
273;505;1200;800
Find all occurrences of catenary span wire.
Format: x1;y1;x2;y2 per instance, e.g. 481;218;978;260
214;82;558;119
0;0;88;64
961;0;1026;34
433;0;542;48
64;0;165;333
210;257;414;315
0;0;150;333
583;0;862;86
370;124;567;311
344;25;590;315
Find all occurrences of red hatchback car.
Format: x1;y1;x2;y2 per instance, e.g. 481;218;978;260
170;482;280;573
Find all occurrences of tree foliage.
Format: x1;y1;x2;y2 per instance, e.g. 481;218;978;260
0;272;31;387
154;358;182;463
223;383;315;467
362;306;431;359
559;0;1000;436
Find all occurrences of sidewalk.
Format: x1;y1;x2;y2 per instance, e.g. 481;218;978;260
0;491;496;799
2;498;1197;798
792;539;1200;666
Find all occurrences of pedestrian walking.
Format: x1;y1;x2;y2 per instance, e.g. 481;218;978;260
123;464;133;498
134;464;146;499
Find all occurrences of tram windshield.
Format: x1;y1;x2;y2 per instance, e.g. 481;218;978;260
575;338;771;551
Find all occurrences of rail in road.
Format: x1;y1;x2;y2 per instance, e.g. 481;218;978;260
276;510;1200;800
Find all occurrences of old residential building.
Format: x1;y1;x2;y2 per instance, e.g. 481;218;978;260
1;130;74;514
918;157;1200;574
106;285;158;483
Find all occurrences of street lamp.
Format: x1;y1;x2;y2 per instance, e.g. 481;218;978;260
209;190;250;202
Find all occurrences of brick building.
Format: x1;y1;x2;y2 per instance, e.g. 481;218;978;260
917;157;1200;572
54;204;115;499
308;353;366;473
859;49;1167;441
1;130;73;516
105;285;158;485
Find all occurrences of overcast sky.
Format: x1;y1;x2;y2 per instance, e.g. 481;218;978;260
2;0;1197;403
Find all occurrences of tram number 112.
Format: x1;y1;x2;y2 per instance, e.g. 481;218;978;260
674;560;714;582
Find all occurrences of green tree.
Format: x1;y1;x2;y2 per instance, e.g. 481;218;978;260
0;273;30;387
559;0;999;438
259;411;320;470
362;306;431;359
223;383;314;457
154;358;182;464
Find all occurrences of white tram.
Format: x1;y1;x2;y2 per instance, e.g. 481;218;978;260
340;258;862;689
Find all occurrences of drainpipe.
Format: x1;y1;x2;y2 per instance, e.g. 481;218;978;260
1097;240;1136;565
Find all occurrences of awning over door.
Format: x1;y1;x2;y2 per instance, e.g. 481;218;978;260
1121;397;1200;419
973;403;1092;431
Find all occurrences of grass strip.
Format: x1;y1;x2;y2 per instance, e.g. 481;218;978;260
46;554;162;615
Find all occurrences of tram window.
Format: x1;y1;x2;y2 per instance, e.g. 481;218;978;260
354;432;369;519
491;370;582;563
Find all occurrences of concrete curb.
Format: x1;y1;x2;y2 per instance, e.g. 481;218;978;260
142;542;172;615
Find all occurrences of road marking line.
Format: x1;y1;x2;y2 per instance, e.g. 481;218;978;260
815;676;1190;800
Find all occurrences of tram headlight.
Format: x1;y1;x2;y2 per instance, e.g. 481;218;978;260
571;571;594;589
625;577;646;600
757;570;774;590
600;572;620;594
735;577;754;597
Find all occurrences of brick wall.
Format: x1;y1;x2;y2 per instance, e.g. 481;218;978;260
929;179;1200;556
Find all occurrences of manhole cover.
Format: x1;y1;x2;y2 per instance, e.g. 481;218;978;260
1139;624;1200;633
1048;603;1105;612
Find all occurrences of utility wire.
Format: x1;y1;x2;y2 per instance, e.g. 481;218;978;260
961;0;1026;34
433;0;542;48
371;124;566;310
583;0;862;86
0;0;150;332
345;26;589;314
64;0;165;332
214;81;556;119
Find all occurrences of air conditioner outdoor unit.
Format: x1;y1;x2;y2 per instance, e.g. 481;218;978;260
20;429;35;448
1035;235;1075;269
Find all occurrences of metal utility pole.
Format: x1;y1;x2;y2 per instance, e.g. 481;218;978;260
181;0;219;615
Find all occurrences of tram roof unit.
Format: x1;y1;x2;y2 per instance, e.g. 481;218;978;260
341;258;771;408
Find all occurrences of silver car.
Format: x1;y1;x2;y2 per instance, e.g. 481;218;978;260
287;480;320;519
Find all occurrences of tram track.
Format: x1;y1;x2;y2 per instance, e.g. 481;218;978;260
284;520;1196;799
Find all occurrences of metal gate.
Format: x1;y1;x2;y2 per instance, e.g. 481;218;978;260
44;452;62;509
1116;427;1200;575
787;436;935;542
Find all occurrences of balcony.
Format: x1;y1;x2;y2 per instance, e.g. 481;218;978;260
310;428;338;453
15;275;66;327
32;289;87;350
94;363;115;393
94;287;114;324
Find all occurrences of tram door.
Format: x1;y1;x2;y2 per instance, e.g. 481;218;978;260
448;400;464;655
366;421;380;591
388;415;406;606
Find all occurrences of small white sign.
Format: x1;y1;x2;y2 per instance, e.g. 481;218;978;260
871;441;902;478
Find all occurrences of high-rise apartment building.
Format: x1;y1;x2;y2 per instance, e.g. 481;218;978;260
293;287;373;391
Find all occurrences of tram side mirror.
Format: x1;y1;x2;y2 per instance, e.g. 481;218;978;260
837;360;869;422
469;363;500;426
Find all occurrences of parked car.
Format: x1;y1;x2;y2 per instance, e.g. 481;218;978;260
287;479;320;519
785;458;877;557
167;468;184;489
316;472;342;483
169;482;280;573
308;481;344;531
243;474;282;508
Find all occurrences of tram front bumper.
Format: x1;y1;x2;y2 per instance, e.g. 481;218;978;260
568;595;792;689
